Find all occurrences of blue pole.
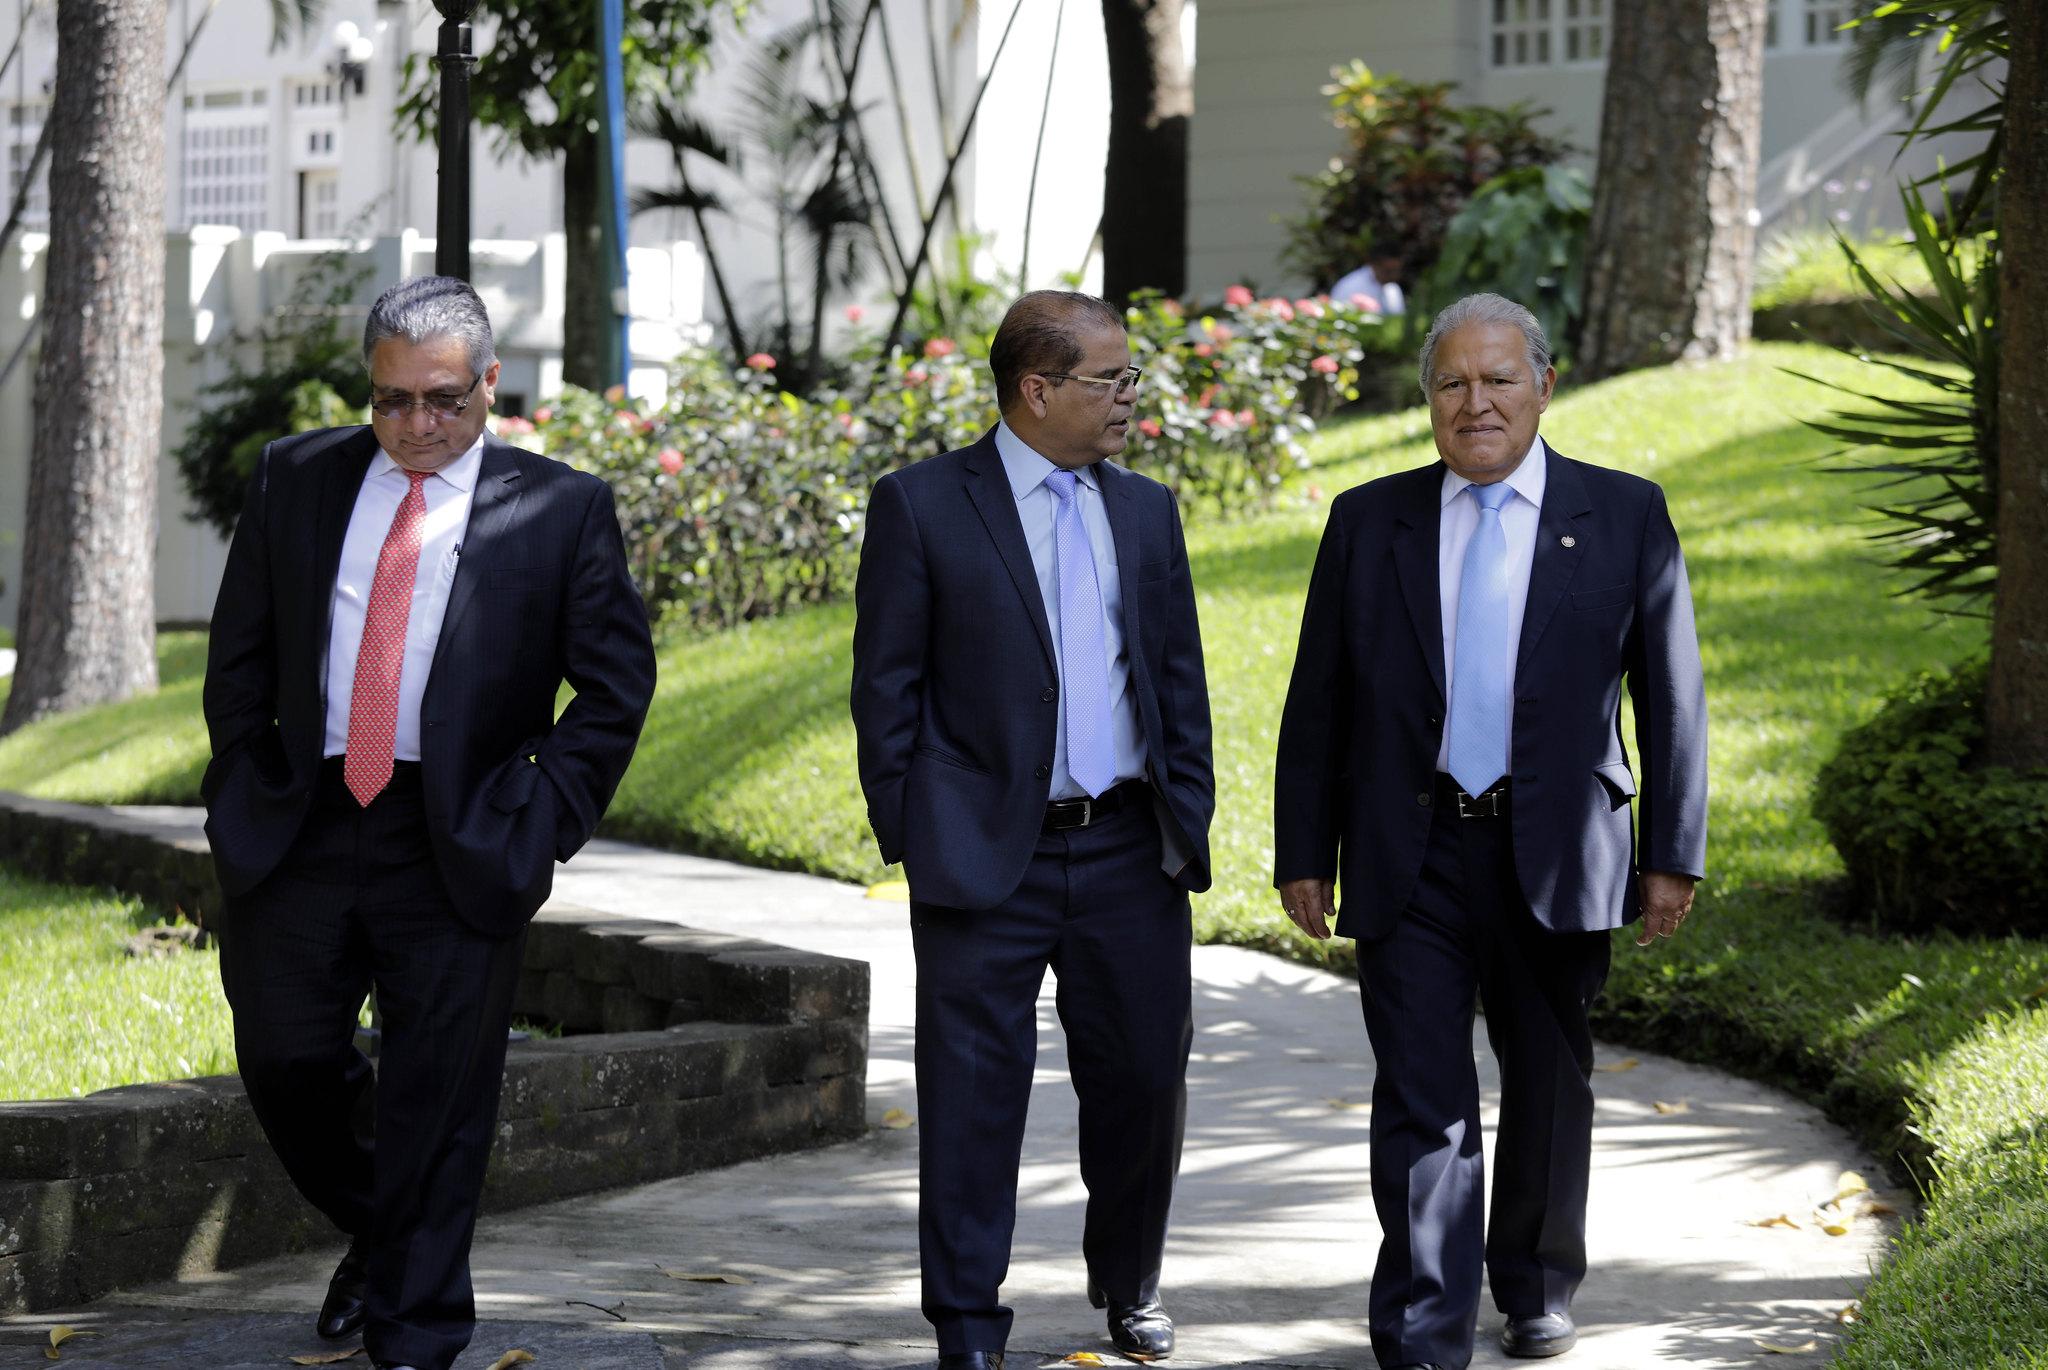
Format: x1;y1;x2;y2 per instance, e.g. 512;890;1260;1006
598;0;631;389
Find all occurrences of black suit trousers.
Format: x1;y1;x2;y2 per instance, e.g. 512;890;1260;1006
910;801;1193;1355
1356;794;1610;1370
217;763;525;1370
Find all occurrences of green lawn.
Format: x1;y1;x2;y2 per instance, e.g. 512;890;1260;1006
0;868;235;1100
1;342;2042;1359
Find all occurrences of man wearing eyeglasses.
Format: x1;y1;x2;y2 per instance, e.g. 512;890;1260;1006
201;275;655;1370
852;290;1215;1368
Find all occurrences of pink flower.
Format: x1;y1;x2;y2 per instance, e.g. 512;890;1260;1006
603;384;627;403
1207;410;1237;431
1210;323;1235;343
1197;384;1219;408
495;415;535;435
923;336;957;358
1224;284;1254;307
1311;354;1340;375
746;352;777;370
1348;293;1382;314
1294;298;1325;317
1160;299;1185;318
1193;342;1214;358
657;448;684;475
1235;408;1255;427
1263;297;1296;321
845;304;866;324
837;412;857;429
1307;484;1324;502
532;406;554;424
1138;417;1163;438
905;367;930;385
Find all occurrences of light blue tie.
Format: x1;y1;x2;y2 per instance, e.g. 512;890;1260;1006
1448;480;1515;797
1045;469;1116;797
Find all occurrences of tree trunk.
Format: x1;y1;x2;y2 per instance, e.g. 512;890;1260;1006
561;130;610;392
1988;0;2047;771
1576;0;1766;380
2;0;167;734
1100;0;1189;303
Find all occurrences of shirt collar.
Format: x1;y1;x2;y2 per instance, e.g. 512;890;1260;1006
370;431;486;492
1440;433;1547;512
995;420;1100;501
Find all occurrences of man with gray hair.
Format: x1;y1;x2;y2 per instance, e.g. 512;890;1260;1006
202;275;655;1370
1273;293;1707;1368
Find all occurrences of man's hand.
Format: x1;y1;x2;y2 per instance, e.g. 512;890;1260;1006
1635;870;1698;946
1277;878;1336;941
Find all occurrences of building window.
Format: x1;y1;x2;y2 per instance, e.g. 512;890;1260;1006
1562;0;1606;63
292;80;339;108
4;101;49;227
1804;0;1849;45
182;88;272;232
1490;0;1553;69
298;169;340;237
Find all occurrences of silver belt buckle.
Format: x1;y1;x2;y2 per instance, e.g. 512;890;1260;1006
1457;787;1500;819
1076;798;1094;827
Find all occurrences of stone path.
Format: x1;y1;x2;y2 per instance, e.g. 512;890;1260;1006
2;829;1898;1368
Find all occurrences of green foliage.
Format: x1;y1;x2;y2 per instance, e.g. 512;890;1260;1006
1421;164;1591;360
1814;660;2048;938
1283;61;1573;290
1752;229;1941;311
170;250;372;538
0;867;235;1101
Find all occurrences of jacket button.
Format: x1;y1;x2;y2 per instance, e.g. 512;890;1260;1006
1035;764;1050;779
1426;712;1441;728
1417;792;1431;807
1041;687;1057;702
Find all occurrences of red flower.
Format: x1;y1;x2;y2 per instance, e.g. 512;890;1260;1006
1208;410;1237;431
923;336;958;358
1138;417;1163;438
1211;323;1235;343
1235;408;1255;427
1223;284;1254;307
1197;384;1219;408
532;406;554;423
1347;293;1382;314
657;448;684;475
1193;343;1214;358
1294;298;1325;317
1263;297;1296;321
746;352;777;370
1311;354;1340;375
845;304;866;324
905;367;930;385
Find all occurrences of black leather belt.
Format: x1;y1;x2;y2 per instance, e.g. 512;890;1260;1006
1434;772;1510;819
1044;778;1150;832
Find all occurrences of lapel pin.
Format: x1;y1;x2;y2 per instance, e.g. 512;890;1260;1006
1561;535;1576;548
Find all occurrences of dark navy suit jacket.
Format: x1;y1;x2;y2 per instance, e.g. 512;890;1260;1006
200;425;656;938
1273;447;1707;938
851;432;1215;912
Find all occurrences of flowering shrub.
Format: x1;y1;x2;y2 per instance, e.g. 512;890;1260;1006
510;293;1388;627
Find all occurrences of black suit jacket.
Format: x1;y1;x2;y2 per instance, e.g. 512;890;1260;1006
850;432;1215;911
1273;447;1707;938
201;425;657;938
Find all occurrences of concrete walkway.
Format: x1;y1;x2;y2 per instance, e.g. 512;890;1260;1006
6;835;1896;1368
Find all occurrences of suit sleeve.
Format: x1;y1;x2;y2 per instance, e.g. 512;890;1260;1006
536;479;657;861
1273;500;1353;884
849;472;929;866
1624;484;1708;880
201;447;278;779
1157;490;1215;883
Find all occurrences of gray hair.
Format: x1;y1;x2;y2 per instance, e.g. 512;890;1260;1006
362;275;497;375
1417;293;1552;396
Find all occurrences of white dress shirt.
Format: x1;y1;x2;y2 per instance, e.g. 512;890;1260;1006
322;436;484;760
993;421;1149;800
1436;435;1547;774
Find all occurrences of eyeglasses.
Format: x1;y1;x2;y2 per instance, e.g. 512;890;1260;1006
370;371;482;422
1041;366;1143;396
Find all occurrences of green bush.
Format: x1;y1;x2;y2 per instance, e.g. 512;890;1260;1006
1814;660;2048;938
1420;164;1590;363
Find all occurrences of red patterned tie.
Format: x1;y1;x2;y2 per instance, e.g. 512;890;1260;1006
344;470;431;807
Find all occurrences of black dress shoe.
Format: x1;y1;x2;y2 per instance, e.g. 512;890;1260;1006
1086;1278;1174;1362
1501;1310;1578;1358
315;1237;368;1341
935;1355;1003;1369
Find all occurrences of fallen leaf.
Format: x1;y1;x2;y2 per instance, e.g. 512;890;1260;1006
1861;1198;1900;1218
1831;1171;1871;1204
565;1299;625;1320
485;1353;536;1370
287;1352;364;1366
657;1267;753;1284
1325;1097;1369;1110
881;1107;915;1129
1652;1100;1690;1114
1816;1214;1852;1236
1748;1214;1802;1229
1593;1057;1640;1073
1756;1340;1819;1354
1836;1303;1861;1325
1059;1356;1108;1366
866;880;911;902
47;1330;91;1349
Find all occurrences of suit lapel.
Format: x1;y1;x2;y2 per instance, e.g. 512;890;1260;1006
1516;447;1593;673
962;434;1056;668
311;428;380;680
1097;461;1144;659
430;437;523;677
1391;465;1447;703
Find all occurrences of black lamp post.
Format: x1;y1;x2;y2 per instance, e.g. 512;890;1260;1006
432;0;480;281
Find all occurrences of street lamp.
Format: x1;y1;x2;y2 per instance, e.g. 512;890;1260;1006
432;0;480;281
328;20;375;104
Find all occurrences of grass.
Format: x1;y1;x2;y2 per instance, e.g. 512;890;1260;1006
0;341;2042;1360
1752;230;1935;311
0;867;236;1101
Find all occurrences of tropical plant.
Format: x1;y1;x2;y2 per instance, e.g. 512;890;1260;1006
1283;62;1572;291
1420;164;1592;362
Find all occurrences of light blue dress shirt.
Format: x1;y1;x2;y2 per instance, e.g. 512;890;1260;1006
994;421;1149;801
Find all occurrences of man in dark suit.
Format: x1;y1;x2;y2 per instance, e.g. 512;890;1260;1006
851;291;1215;1368
1273;293;1707;1369
202;275;655;1370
